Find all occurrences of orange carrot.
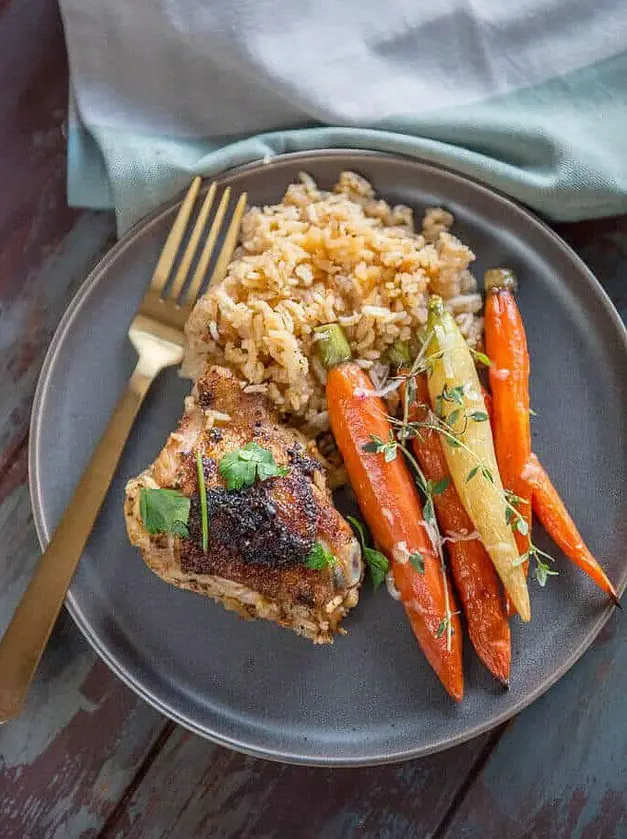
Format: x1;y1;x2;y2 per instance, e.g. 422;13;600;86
484;269;532;614
317;326;463;700
407;375;510;684
523;454;619;605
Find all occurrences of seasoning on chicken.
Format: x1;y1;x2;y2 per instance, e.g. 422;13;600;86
124;366;363;643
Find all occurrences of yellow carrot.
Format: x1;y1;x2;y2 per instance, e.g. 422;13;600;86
426;297;531;622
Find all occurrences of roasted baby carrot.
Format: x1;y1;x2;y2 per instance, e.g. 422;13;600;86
523;454;620;605
484;269;532;614
408;376;510;682
317;324;464;701
406;375;511;684
426;297;531;621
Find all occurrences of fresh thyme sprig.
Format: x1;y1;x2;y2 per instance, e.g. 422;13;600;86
513;545;558;586
362;427;455;651
389;350;558;588
399;440;455;650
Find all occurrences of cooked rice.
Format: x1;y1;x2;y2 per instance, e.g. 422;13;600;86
183;171;483;434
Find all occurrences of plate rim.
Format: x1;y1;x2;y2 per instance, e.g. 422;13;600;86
28;148;627;766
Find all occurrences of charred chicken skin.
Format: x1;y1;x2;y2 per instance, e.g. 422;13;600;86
125;366;363;642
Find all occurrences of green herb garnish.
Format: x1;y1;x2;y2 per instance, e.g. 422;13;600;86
466;466;480;483
384;340;412;368
423;495;436;525
431;477;450;496
440;384;465;407
219;442;288;490
314;323;352;368
468;410;488;423
470;348;492;367
534;557;559;586
363;432;398;462
409;551;425;573
447;408;462;427
347;516;389;591
305;542;336;570
196;450;209;553
513;546;558;587
436;616;449;639
140;487;190;538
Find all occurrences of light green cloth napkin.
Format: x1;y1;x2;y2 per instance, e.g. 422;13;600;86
60;0;627;234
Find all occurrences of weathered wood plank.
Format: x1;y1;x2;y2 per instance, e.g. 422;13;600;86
101;728;498;839
0;3;170;838
0;218;172;839
0;0;107;468
438;613;626;839
554;215;627;318
0;590;166;839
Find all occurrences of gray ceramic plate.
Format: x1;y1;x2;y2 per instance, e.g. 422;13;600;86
30;151;627;765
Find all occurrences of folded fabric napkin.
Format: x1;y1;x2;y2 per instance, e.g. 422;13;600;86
59;0;627;234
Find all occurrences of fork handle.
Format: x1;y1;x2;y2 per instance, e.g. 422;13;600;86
0;358;158;722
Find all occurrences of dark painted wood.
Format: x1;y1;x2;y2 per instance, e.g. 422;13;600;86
440;613;627;839
103;729;498;839
0;3;169;838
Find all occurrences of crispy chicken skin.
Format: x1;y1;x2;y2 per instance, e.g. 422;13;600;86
124;366;363;642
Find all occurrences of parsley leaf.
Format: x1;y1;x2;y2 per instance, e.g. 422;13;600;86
219;443;288;490
346;515;367;545
347;515;389;591
305;542;336;570
364;547;389;590
140;488;190;538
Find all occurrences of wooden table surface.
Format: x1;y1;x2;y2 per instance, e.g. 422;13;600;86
1;3;626;838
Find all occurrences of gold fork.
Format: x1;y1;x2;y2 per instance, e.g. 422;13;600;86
0;178;247;722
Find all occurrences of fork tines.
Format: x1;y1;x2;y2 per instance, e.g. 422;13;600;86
152;177;247;308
